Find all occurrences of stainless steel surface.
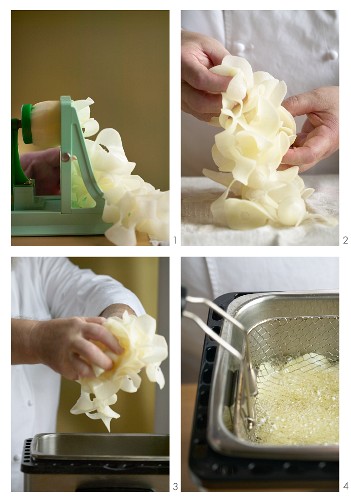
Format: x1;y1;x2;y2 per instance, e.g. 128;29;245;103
208;291;339;461
183;293;257;427
31;433;169;461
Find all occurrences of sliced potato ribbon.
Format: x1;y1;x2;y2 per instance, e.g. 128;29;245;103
205;56;335;229
71;98;169;245
71;312;168;431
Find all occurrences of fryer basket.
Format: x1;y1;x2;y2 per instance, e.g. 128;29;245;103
208;291;339;461
188;292;339;491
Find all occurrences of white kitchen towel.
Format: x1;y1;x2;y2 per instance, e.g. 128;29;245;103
181;175;339;246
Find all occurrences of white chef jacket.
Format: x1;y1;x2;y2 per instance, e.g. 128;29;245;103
181;10;339;175
181;257;339;383
11;257;144;492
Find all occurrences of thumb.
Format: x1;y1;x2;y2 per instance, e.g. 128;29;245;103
183;58;231;93
207;45;230;67
283;91;320;118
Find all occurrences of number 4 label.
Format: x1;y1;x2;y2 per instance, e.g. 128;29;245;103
343;482;349;489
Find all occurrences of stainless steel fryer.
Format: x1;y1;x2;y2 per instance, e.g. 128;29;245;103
208;291;339;462
21;433;169;491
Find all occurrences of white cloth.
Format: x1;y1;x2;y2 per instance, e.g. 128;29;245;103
11;257;144;492
181;257;339;382
181;175;338;246
182;10;339;175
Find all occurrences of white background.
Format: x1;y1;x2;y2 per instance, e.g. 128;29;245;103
2;0;350;497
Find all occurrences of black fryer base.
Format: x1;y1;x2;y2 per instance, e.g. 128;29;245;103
21;438;169;476
188;292;339;492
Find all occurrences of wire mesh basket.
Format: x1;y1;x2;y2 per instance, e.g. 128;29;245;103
208;292;339;461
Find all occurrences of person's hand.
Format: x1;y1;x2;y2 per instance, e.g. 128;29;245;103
30;317;123;380
281;86;339;172
20;148;60;195
181;30;231;121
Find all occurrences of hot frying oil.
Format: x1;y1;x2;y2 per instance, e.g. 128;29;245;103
253;353;338;445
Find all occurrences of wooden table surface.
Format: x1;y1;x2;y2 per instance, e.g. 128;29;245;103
12;232;150;246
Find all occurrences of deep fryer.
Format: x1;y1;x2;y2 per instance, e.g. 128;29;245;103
187;291;339;491
21;433;169;491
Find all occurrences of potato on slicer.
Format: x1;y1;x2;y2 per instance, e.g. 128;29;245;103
11;96;110;236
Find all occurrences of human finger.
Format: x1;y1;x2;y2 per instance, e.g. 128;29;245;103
81;320;123;354
73;337;115;372
46;147;61;167
283;91;322;118
182;81;223;116
70;354;95;380
301;119;314;135
83;317;106;325
281;133;330;166
290;132;308;148
182;56;231;93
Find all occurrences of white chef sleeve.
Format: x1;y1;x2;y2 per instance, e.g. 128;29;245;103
37;257;145;318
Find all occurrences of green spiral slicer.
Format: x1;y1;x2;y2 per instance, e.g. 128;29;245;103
11;96;110;236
